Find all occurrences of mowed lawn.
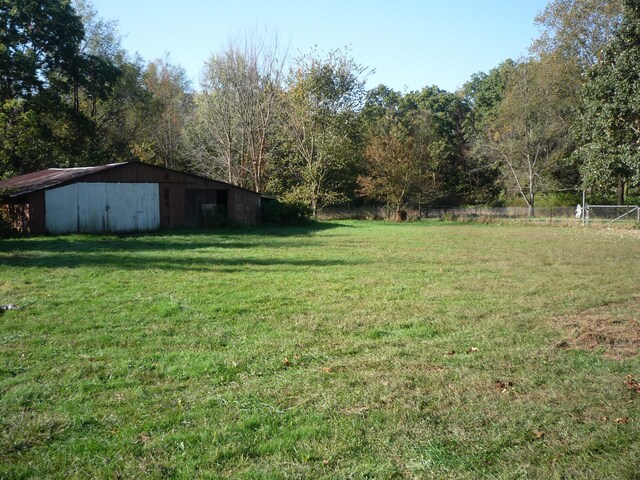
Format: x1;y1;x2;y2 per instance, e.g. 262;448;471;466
1;221;639;479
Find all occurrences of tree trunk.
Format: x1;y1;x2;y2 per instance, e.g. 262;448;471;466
395;208;407;222
528;192;535;217
617;177;625;205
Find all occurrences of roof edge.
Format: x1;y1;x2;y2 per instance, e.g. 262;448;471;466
0;161;262;198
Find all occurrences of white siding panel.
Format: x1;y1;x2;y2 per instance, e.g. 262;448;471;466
104;183;159;232
78;183;108;232
45;182;160;233
45;184;79;234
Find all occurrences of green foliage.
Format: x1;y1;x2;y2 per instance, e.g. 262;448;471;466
0;0;84;100
358;111;441;213
261;198;311;225
284;47;368;216
361;82;496;207
0;100;46;176
0;0;128;175
532;0;623;69
462;60;514;136
481;56;580;213
406;87;471;203
0;0;186;177
576;0;640;202
534;192;582;207
142;56;192;170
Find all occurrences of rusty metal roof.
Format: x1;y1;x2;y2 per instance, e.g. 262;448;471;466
0;163;125;197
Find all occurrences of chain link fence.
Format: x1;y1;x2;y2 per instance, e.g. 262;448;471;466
317;205;590;224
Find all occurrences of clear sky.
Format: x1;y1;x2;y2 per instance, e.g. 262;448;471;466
89;0;549;93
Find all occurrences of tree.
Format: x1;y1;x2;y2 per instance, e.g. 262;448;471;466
0;0;87;176
0;0;84;101
484;56;579;215
462;62;516;204
358;122;419;218
68;2;160;167
143;56;192;169
361;84;403;129
463;60;514;136
576;0;640;203
73;0;122;61
358;110;441;219
0;0;155;175
71;0;123;118
404;86;471;204
532;0;623;69
185;30;286;191
283;47;368;216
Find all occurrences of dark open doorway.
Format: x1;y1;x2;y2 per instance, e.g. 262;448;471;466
184;189;229;227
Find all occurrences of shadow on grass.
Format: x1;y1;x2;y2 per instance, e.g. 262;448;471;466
0;221;356;272
0;253;357;272
0;221;344;252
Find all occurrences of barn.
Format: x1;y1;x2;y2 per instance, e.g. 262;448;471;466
0;162;261;234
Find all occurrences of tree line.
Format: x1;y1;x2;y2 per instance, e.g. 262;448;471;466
2;0;639;216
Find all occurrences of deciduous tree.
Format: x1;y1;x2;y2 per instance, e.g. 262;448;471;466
143;56;192;169
484;56;579;215
358;111;441;218
185;30;286;191
0;0;88;176
283;47;368;216
575;0;640;203
532;0;623;69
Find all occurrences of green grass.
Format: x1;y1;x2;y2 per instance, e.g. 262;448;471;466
1;221;639;479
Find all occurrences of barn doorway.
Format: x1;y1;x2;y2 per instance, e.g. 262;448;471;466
184;189;228;227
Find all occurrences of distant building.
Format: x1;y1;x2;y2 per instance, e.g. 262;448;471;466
0;162;261;234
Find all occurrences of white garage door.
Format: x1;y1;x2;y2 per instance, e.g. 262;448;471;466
45;182;160;234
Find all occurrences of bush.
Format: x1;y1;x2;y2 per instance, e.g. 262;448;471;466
439;211;457;222
536;192;582;207
261;199;311;225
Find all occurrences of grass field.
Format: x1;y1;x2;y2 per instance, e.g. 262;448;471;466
1;221;639;479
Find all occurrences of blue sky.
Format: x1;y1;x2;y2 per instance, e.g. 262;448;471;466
90;0;549;93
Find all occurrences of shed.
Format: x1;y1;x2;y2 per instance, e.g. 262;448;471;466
0;162;261;234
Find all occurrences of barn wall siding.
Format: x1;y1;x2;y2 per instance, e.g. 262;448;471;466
77;163;261;227
45;183;160;234
2;162;262;234
99;183;160;232
28;192;45;234
45;185;79;233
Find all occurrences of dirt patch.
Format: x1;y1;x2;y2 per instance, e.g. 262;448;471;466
555;298;640;359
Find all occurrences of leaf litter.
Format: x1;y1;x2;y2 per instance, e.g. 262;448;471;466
554;298;640;359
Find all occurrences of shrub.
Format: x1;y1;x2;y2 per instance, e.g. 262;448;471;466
535;192;582;207
439;211;456;222
261;199;311;225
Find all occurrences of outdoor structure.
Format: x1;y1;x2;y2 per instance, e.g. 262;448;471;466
0;162;261;234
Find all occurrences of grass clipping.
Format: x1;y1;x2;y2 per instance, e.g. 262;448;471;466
555;298;640;359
